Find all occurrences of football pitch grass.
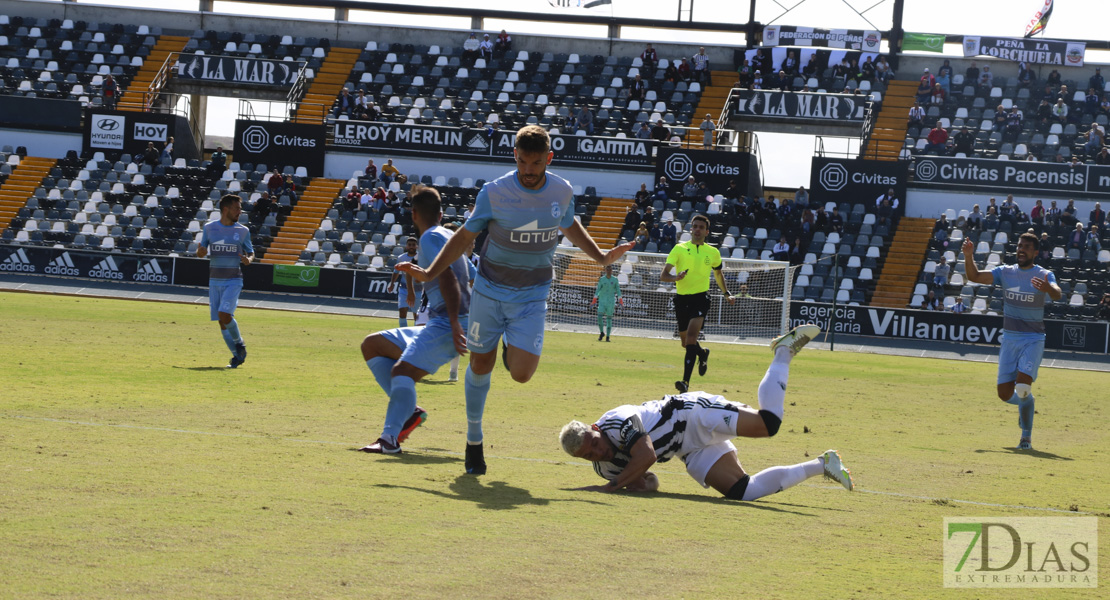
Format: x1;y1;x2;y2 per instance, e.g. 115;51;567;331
1;291;1107;599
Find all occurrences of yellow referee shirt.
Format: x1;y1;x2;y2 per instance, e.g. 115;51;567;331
665;240;722;295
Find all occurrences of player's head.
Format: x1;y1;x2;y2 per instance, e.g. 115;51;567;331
1016;232;1039;267
514;125;553;190
690;214;710;242
405;236;418;254
604;264;613;276
219;194;242;221
409;185;442;233
559;421;614;462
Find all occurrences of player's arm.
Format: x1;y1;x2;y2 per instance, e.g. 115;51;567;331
660;262;687;283
436;266;468;354
713;266;735;304
241;235;255;265
405;272;415;308
1034;271;1063;302
590;276;601;305
961;238;992;285
560;219;634;266
398;227;478;283
603;435;657;492
240;251;254;266
196;228;209;258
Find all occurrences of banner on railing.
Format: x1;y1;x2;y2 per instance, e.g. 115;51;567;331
732;90;867;122
913;156;1110;198
176;54;304;86
962;36;1084;67
762;25;881;51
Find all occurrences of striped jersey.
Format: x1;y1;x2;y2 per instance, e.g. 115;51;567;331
418;225;471;319
463;170;577;303
991;264;1056;338
199;220;252;280
591;393;738;481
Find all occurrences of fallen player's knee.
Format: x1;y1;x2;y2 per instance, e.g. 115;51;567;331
758;409;782;437
725;474;750;500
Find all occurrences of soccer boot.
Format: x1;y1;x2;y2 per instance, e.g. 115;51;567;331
397;406;428;444
770;324;821;356
605;336;611;342
465;442;486;475
228;343;247;368
448;370;459;382
821;449;854;491
1016;437;1033;450
674;380;689;394
698;348;710;376
359;436;401;454
598;333;604;341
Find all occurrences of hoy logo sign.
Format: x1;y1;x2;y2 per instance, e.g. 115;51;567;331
133;122;167;142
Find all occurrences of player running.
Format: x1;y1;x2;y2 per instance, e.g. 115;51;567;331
560;324;854;499
963;233;1061;450
196;194;253;368
591;264;623;341
389;237;419;327
398;125;633;475
359;186;470;454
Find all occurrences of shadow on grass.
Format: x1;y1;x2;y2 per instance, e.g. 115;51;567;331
347;448;459;465
376;475;607;510
172;366;230;371
589;490;820;516
975;447;1073;461
419;380;459;386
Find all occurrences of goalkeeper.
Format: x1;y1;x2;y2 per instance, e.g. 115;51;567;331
590;264;623;342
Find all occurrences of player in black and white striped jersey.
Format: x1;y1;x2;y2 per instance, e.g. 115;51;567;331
559;324;855;500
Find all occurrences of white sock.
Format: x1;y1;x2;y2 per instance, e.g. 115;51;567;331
756;360;790;420
741;459;823;501
450;355;460;373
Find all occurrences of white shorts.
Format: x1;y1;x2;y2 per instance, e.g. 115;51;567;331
677;394;747;487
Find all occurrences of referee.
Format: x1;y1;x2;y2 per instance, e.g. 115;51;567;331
660;214;735;393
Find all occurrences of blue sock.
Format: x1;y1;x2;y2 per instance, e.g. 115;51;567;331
1019;395;1035;438
1004;392;1021;406
366;357;395;395
225;319;242;344
382;376;417;440
399;317;407;327
465;367;491;444
220;329;237;354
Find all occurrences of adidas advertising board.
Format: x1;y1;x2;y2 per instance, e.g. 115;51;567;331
43;251;81;276
912;156;1110;198
1;247;36;272
810;157;908;207
789;302;1108;353
0;245;173;283
233;119;325;176
655;147;753;197
133;258;169;283
732;90;866;122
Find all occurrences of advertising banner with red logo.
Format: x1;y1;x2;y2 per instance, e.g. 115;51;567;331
962;35;1084;67
761;26;881;52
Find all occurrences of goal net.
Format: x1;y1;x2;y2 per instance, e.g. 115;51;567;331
547;246;798;344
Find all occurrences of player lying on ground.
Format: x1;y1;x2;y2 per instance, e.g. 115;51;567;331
559;325;854;499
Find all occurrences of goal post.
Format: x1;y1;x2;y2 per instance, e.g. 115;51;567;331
547;246;797;344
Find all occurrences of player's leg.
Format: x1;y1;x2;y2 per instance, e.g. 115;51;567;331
604;308;613;341
704;450;852;500
360;329;407;395
461;292;506;475
501;299;546;384
1013;338;1043;449
213;280;246;367
596;306;605;341
397;305;408;327
673;295;693;392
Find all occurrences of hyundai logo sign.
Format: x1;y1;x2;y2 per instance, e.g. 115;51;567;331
96;118;121;131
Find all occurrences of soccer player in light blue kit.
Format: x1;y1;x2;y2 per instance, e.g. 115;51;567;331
963;233;1062;449
359;186;470;454
399;125;633;474
196;195;253;368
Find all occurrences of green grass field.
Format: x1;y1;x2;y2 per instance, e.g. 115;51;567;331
1;291;1108;599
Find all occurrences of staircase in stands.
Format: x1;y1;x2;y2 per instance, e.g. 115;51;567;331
560;197;632;286
862;79;917;161
117;35;191;112
293;47;361;124
692;71;736;147
0;157;56;231
869;217;934;308
259;178;347;264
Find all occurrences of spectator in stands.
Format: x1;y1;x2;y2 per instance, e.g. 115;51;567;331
1090;68;1105;94
907;102;924;130
575;105;595;135
876;188;900;213
931;219;949;251
875;56;893;84
860;56;876;83
1087;226;1102;252
162;137;174;162
924;124;948;155
354;90;371;118
935;59;952;94
650;119;669;142
628;74;646;102
344;185;361;212
682;176;699;201
992;104;1009;130
1039;84;1057;105
462;32;480;64
778;70;794;92
1030;200;1045;228
794;186;808;207
463;203;475;220
662;219;677;247
953;126;974;156
358;188;373;213
780;50;798;75
380;158;400;185
622;205;642;234
333;88;355;118
649;221;662;246
692;47;711;85
1086;89;1101;116
1052;98;1069;124
984;206;999;231
1062;199;1078;227
208;146;227;178
1017;62;1034;88
1098;293;1110;322
633;222;650;251
1034;98;1053;131
282;175;297;200
664;61;680;84
1084;121;1105;157
478;34;493;60
1090;202;1106;229
1096;146;1110;166
930;83;946;105
999;194;1019;226
828;206;844;233
1005;106;1024;142
934;212;950;233
142;142;159;166
252;191;273;222
916;68;934;104
365;159;377;180
967;203;983;231
1057;84;1071;104
267;168;283;196
494;30;512;57
1100;95;1110;116
933;259;950;292
978;65;993;91
788;237;804;265
921;290;941;311
736;59;753;88
751;72;763;90
965;61;980;87
1067;222;1085;250
1037;233;1053;262
800;208;814;237
654;176;670;200
640;43;658;73
102;74;118;109
634;122;651;139
677;58;692;82
951;296;966;314
771;235;789;261
699;114;715;149
724;180;742;203
1046;69;1062;89
1045;200;1061;228
634;183;652;209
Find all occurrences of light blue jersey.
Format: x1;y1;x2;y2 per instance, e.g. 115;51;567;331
419;225;472;319
991;264;1056;338
200;220;253;280
463;170;576;303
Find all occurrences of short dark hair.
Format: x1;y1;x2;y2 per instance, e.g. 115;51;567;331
690;214;710;228
410;185;442;224
1018;231;1040;251
515;125;550;154
219;194;241;212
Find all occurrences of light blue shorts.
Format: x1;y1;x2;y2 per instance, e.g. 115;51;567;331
383;316;468;375
209;279;243;321
466;290;546;356
997;334;1045;384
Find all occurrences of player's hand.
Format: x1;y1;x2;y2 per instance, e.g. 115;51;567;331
1031;276;1048;291
451;321;468;355
601;241;636;266
396;262;432;282
240;254;251;265
961;238;973;256
618;298;624;306
726;294;736;304
675;269;688;281
589;297;597;306
406;291;416;309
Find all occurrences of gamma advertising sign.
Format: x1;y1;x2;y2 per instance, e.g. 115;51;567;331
272;264;320;288
944;517;1097;588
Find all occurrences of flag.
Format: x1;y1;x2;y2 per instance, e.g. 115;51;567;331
1024;0;1053;37
902;33;946;53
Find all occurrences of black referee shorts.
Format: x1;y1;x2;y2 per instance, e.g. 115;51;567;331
673;291;712;332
